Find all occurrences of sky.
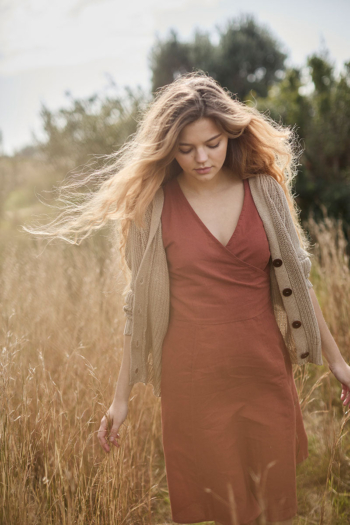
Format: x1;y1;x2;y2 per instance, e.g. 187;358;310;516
0;0;349;155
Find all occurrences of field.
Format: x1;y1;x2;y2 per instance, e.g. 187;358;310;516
1;157;350;524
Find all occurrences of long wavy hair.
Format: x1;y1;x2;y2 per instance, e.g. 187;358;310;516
25;70;310;290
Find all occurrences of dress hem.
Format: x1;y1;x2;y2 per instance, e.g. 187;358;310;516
171;506;297;525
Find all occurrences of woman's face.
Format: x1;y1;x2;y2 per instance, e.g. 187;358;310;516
174;117;229;182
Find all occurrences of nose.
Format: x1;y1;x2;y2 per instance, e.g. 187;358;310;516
195;147;209;164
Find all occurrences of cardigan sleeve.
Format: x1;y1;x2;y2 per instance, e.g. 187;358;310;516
284;208;314;288
123;220;138;336
298;254;314;289
122;201;153;335
267;176;314;289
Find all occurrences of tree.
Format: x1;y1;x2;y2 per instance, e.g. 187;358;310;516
148;13;287;101
214;14;287;100
148;29;194;92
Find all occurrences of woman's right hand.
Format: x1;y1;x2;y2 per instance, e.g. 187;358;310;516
97;399;129;453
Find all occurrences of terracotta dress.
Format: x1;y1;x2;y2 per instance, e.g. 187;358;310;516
160;175;309;525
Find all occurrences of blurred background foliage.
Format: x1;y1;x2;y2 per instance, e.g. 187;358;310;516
1;13;350;243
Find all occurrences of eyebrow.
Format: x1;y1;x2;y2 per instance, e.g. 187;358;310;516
179;133;222;146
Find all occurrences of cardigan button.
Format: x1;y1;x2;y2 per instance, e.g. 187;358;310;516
300;352;309;359
135;368;138;373
136;340;139;347
140;277;144;284
138;307;141;314
282;288;293;296
273;258;283;267
292;320;302;328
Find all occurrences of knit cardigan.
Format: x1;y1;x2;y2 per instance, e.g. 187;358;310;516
122;173;323;397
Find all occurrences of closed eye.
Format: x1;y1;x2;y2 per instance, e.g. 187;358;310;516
179;142;221;154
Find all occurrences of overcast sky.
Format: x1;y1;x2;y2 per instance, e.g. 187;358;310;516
0;0;349;155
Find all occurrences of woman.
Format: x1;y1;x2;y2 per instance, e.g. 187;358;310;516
28;72;350;525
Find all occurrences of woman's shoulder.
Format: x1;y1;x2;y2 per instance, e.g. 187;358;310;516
249;173;281;191
250;174;288;206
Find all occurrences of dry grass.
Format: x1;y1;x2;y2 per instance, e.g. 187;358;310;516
1;203;350;524
0;234;168;524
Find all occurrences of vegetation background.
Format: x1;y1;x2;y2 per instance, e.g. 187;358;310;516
1;13;350;525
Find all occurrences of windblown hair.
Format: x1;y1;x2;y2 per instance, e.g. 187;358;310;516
25;70;310;291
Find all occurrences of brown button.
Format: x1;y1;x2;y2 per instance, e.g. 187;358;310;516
136;340;139;347
138;307;141;314
135;368;138;373
273;258;283;267
282;288;293;296
292;320;302;328
140;277;144;284
300;352;309;359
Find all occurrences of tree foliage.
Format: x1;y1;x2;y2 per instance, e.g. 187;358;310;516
38;84;151;169
254;50;350;225
149;13;287;100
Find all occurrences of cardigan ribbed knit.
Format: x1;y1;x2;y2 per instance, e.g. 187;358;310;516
123;173;323;397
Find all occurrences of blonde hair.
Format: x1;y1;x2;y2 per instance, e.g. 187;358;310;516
25;70;310;287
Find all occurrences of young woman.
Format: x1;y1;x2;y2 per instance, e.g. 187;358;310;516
28;72;350;525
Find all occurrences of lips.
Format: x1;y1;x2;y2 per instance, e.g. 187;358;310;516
195;167;211;173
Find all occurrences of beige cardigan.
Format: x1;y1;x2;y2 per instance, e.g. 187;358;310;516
123;174;323;397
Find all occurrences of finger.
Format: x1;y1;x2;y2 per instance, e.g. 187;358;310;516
97;420;108;441
342;386;350;398
341;385;348;400
342;390;350;405
97;416;111;453
97;429;110;452
97;432;110;453
109;426;121;447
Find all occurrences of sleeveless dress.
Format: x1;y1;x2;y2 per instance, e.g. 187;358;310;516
160;175;309;525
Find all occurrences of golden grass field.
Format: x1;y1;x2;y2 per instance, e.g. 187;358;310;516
1;158;350;524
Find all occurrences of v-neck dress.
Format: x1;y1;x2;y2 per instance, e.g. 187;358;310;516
160;175;308;525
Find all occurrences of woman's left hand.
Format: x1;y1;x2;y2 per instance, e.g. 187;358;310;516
329;360;350;407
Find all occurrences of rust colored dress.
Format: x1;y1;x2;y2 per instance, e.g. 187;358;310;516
160;175;309;525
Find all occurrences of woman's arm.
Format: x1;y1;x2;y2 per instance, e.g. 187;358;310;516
97;334;134;453
308;287;350;406
97;206;152;453
113;334;134;402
